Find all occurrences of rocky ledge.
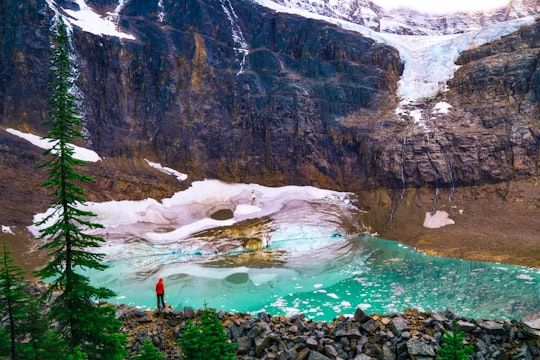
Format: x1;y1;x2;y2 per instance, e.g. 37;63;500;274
116;305;540;360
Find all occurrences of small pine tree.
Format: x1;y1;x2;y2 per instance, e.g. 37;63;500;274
0;242;29;360
35;18;127;359
178;304;236;360
0;326;9;357
0;243;72;360
436;319;474;360
135;338;164;360
16;292;60;360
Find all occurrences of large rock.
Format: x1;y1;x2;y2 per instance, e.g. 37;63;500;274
522;313;540;338
406;338;436;359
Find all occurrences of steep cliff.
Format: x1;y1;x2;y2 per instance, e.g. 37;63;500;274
0;0;539;267
1;0;406;191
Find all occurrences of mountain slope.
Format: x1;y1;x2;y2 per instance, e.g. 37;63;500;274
265;0;540;35
0;0;539;267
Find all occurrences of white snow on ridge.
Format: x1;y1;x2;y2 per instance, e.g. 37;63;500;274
144;159;188;182
6;128;101;162
47;0;135;39
252;0;536;101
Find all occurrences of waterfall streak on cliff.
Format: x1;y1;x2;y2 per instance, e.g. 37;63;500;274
219;0;249;75
106;0;128;24
400;136;406;196
439;144;455;201
158;0;165;22
41;2;91;144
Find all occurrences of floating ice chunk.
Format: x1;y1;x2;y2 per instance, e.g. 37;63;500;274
516;274;534;281
423;210;455;228
327;293;339;299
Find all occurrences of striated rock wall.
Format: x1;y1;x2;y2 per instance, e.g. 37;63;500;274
0;0;538;200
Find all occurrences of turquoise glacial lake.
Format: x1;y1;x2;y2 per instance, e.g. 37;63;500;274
86;232;540;321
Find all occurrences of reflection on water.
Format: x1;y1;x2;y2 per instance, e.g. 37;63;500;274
84;233;540;321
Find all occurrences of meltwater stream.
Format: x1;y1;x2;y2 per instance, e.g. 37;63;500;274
84;230;539;321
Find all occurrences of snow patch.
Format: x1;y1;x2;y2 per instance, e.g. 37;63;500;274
64;0;135;39
2;225;15;235
144;159;188;182
423;210;455;228
6;128;101;162
433;102;452;114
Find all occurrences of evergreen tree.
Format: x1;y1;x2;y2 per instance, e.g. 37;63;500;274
0;326;9;357
436;319;474;360
35;19;127;359
0;242;28;360
178;304;236;360
16;293;63;360
135;339;164;360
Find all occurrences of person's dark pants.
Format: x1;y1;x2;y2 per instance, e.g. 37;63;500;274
157;294;165;308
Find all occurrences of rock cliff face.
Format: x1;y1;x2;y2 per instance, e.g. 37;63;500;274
271;0;540;35
1;0;407;191
0;0;539;252
2;0;538;194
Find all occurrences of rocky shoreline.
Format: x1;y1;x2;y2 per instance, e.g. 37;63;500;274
117;304;540;360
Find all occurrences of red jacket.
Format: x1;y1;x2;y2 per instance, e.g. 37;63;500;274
156;278;164;295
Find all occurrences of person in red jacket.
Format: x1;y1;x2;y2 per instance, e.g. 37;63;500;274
156;278;165;309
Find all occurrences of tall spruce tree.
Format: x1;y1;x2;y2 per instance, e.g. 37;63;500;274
0;242;28;359
35;19;127;359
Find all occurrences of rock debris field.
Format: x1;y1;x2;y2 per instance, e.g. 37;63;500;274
117;304;540;360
